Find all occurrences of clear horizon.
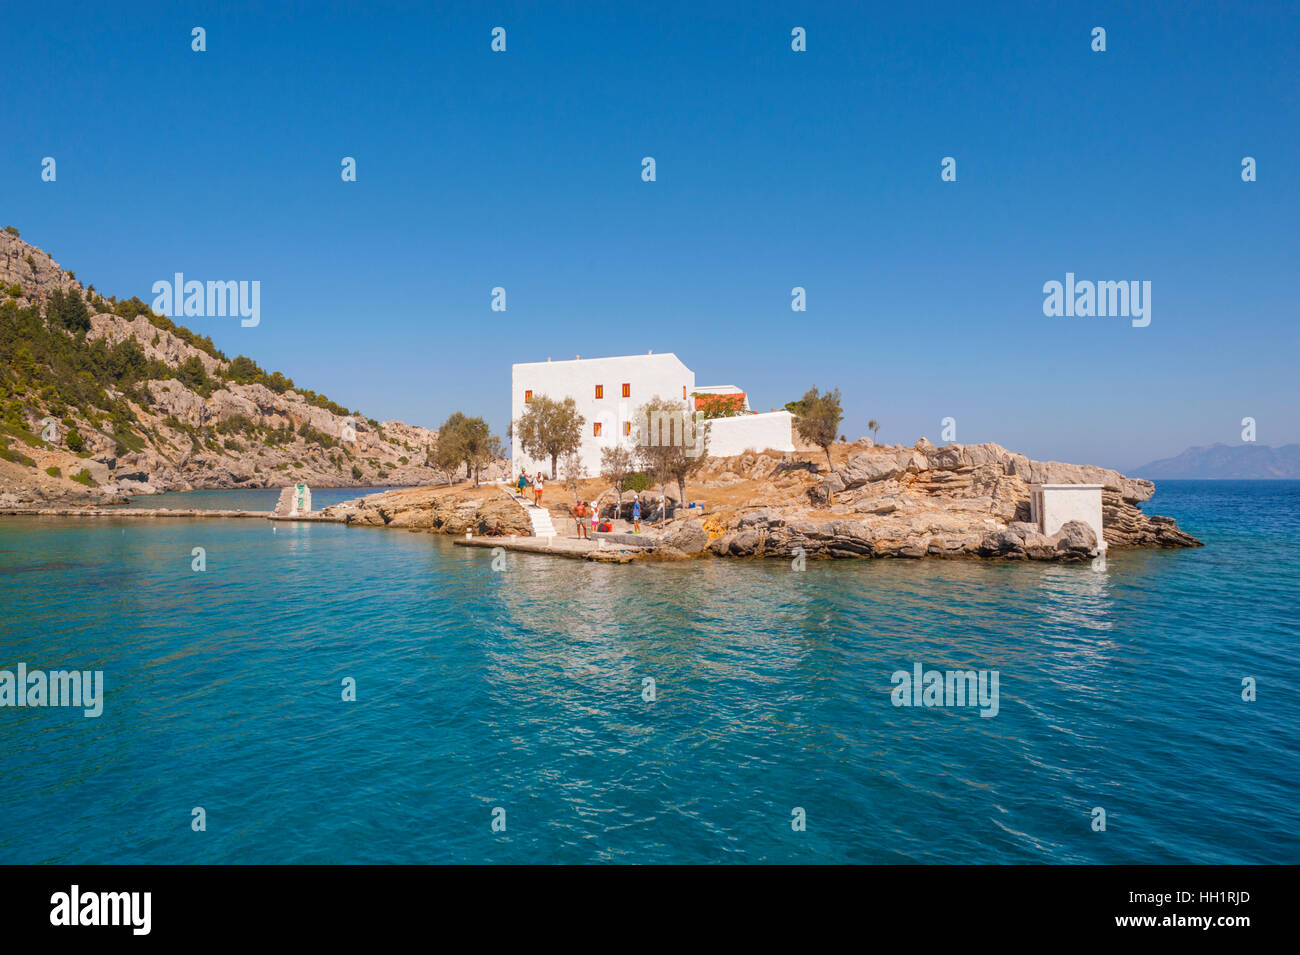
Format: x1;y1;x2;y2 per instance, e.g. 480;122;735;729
2;0;1296;472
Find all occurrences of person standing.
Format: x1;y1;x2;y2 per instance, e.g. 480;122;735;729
631;499;641;534
573;500;588;539
516;468;529;499
590;500;600;535
534;471;544;506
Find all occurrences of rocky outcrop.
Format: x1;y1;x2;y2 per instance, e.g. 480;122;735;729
321;487;530;537
809;441;1194;551
674;440;1201;562
297;438;1200;564
0;231;80;308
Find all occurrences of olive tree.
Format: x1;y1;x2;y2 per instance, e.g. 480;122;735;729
633;396;710;516
793;386;843;471
513;394;585;479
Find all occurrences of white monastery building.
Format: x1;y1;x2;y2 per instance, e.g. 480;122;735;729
511;352;795;476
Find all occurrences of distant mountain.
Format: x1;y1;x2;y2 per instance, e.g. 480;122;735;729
1134;443;1300;480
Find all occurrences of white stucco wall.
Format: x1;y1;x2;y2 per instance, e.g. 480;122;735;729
707;411;796;458
1030;484;1105;546
511;353;694;476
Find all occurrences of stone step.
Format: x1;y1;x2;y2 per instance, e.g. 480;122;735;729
527;507;556;537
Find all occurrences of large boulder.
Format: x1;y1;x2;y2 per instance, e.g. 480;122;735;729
660;520;709;554
977;529;1026;559
835;450;927;488
727;529;763;556
1051;520;1097;559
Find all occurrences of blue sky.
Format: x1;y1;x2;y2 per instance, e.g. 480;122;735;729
2;0;1296;470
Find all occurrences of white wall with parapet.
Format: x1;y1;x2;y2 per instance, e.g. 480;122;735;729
694;384;751;412
1030;484;1105;546
511;353;694;476
708;411;796;458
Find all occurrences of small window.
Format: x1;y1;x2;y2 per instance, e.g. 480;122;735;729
593;422;602;437
682;385;687;399
623;422;631;436
595;384;604;399
621;383;631;398
524;390;532;403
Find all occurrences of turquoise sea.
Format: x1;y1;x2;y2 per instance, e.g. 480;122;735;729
0;481;1296;864
125;486;399;511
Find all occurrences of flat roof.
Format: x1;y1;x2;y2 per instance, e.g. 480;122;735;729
512;352;686;370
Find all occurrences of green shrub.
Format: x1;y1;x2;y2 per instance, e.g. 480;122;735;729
625;471;652;492
45;288;91;333
351;464;362;480
0;437;35;467
71;468;96;486
45;465;61;477
176;356;209;394
297;422;338;448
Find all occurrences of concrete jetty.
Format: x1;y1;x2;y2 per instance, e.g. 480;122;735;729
454;533;648;562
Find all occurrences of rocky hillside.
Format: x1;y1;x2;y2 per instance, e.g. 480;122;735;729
0;229;504;505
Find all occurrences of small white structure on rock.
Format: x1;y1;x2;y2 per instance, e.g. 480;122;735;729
1029;484;1104;546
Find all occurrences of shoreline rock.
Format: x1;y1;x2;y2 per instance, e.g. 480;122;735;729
663;440;1202;562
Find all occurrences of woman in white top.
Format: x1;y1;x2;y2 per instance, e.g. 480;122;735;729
533;472;544;505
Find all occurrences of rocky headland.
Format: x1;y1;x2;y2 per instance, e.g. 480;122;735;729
672;438;1201;561
317;438;1202;562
